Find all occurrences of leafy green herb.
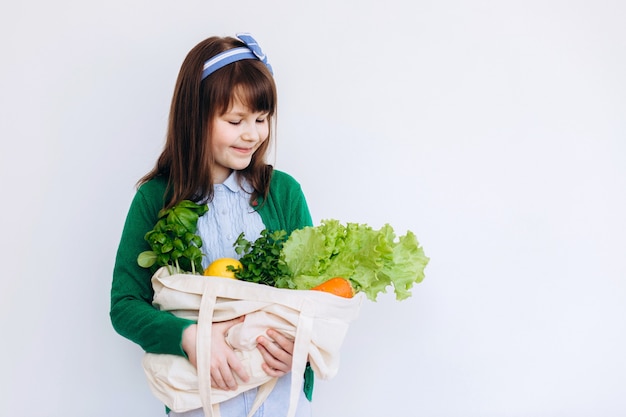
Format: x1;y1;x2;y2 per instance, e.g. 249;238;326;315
232;229;293;288
137;200;209;275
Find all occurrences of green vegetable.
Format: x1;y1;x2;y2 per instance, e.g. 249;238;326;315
281;219;429;301
137;200;209;274
232;229;293;288
230;219;429;301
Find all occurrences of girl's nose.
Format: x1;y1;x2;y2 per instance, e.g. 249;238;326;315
242;124;261;141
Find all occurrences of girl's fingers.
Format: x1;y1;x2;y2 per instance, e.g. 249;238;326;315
210;369;225;390
227;351;249;383
257;330;293;376
211;363;238;391
267;328;295;354
257;342;288;376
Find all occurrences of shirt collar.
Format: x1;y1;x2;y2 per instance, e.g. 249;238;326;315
221;171;254;194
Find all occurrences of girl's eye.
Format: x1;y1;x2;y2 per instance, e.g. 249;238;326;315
256;118;267;124
229;120;242;125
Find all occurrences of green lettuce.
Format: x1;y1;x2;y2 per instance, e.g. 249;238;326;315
281;219;429;301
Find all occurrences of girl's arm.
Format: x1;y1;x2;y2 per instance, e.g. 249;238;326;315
110;181;194;356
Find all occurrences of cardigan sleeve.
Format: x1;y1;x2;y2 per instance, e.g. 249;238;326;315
110;179;195;356
258;170;313;233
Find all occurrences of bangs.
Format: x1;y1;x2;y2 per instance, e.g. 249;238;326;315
233;65;276;114
205;59;277;117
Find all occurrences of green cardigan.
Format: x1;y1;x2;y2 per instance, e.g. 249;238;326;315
110;169;313;355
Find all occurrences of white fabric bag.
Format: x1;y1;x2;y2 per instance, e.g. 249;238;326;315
142;267;363;417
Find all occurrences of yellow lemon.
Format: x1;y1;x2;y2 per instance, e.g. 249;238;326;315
204;257;242;279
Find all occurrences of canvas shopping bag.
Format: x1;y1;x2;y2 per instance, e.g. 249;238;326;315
142;267;363;417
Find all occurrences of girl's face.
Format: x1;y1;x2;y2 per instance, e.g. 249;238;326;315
209;96;270;184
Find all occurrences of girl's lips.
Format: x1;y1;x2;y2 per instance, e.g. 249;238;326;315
232;146;254;154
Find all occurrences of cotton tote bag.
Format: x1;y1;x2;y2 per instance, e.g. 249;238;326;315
142;267;363;417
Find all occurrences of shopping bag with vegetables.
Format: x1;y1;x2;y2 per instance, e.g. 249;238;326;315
138;201;429;417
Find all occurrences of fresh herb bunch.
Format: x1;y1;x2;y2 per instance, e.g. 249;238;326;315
232;229;293;288
137;200;209;275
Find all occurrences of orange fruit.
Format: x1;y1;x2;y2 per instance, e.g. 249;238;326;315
311;277;354;298
203;258;242;279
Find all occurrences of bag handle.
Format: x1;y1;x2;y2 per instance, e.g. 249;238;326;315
196;282;283;417
286;298;315;417
196;281;217;417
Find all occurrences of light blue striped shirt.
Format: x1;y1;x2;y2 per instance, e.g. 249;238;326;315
196;172;265;269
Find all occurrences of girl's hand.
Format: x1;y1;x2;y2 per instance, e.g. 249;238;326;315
181;318;250;391
256;329;295;377
210;317;250;390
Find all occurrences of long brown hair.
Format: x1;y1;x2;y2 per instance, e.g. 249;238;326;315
139;35;277;208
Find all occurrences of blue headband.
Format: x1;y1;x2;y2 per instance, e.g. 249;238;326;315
201;33;273;80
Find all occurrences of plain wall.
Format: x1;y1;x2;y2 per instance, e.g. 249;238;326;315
1;0;625;416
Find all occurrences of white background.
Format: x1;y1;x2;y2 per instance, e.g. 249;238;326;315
1;1;625;416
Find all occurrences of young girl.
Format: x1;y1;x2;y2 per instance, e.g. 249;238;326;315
110;33;313;417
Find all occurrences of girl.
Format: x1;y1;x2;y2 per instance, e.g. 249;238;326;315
110;33;313;417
